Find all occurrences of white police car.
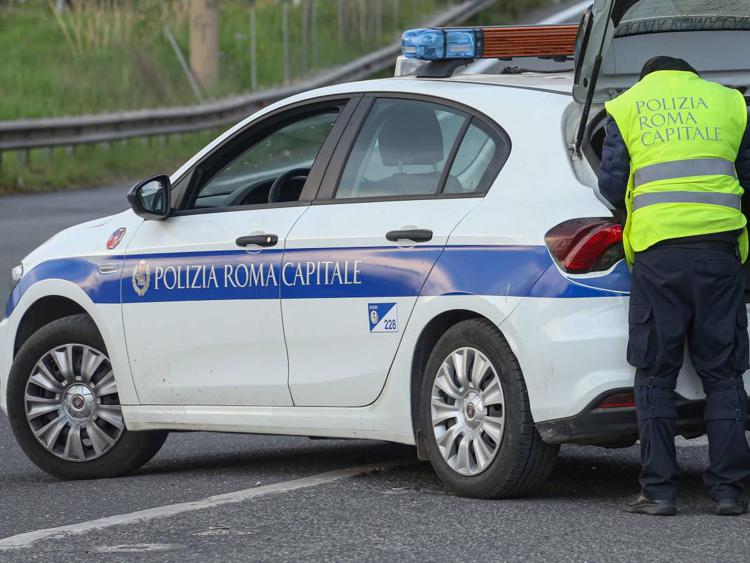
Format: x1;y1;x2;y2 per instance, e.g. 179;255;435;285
2;0;750;498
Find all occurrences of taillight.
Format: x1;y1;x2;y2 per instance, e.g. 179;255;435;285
595;392;636;409
545;217;624;274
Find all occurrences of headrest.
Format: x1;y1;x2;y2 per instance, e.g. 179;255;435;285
377;104;444;166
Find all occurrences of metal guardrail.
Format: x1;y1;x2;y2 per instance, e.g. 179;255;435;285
0;0;496;160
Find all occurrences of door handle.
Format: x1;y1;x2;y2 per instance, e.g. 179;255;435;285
386;229;433;243
236;234;279;248
97;263;119;275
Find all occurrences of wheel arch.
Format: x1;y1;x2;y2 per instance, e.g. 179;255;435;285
410;309;489;449
11;280;108;355
7;279;140;407
408;308;560;498
14;295;89;355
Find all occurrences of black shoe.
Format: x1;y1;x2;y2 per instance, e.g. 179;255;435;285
715;499;748;516
624;494;677;516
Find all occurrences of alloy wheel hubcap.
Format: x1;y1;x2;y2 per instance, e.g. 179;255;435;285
24;344;124;462
431;347;505;476
63;384;97;420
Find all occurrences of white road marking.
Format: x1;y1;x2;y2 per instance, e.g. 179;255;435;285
95;543;182;554
0;460;407;551
466;0;592;74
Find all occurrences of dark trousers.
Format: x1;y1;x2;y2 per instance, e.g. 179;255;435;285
629;245;750;501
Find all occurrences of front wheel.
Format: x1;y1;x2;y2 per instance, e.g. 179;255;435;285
8;314;168;480
419;318;559;498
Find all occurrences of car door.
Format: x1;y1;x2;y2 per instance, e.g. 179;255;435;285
281;95;510;407
122;97;358;406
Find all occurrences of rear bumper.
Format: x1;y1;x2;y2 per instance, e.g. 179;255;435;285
536;390;750;446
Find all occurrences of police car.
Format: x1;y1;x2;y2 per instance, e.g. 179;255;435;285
2;0;749;498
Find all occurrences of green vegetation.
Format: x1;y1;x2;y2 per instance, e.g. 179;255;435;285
0;0;550;194
0;132;215;195
466;0;548;24
0;0;458;119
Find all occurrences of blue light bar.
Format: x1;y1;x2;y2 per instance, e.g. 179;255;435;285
401;28;479;61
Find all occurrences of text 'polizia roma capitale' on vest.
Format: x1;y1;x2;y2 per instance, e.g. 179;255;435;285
635;96;722;147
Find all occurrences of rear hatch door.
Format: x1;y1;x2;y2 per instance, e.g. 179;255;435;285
573;0;750;104
574;0;750;399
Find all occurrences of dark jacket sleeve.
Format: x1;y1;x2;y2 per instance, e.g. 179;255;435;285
737;114;750;220
597;116;630;210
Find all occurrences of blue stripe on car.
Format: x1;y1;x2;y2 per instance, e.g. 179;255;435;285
3;246;630;318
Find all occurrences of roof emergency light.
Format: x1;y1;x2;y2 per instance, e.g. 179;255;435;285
402;28;478;60
401;24;579;62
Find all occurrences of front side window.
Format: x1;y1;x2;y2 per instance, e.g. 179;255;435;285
188;109;339;210
336;99;467;200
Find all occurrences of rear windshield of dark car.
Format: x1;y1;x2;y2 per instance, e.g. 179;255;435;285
616;0;750;37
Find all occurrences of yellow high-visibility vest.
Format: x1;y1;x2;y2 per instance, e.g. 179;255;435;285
605;70;748;263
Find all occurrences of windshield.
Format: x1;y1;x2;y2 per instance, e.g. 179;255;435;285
616;0;750;36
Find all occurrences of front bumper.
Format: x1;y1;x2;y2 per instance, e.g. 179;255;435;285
0;316;10;414
536;389;750;446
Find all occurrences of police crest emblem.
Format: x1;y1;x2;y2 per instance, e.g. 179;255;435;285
132;260;151;296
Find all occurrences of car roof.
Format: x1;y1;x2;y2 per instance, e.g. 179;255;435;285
310;73;575;98
422;72;574;95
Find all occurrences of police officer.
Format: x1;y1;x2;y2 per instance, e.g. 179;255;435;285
599;56;750;516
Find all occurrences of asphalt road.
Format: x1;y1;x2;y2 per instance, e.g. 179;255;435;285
2;166;749;563
3;1;750;560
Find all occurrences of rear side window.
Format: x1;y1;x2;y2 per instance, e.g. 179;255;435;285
445;120;503;195
335;98;508;200
336;99;466;199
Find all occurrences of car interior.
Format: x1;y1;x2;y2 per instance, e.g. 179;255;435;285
187;109;339;210
178;97;505;211
342;103;463;198
336;100;500;199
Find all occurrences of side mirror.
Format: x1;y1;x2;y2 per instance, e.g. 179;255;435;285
127;175;172;220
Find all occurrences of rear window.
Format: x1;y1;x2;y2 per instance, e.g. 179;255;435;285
616;0;750;37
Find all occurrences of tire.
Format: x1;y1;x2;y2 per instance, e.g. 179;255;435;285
419;318;559;499
7;314;168;480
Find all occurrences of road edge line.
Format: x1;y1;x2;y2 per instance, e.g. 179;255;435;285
0;459;408;551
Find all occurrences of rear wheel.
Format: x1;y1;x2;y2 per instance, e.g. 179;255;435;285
8;314;168;480
419;318;558;498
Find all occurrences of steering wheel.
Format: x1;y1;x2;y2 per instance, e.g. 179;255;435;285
227;178;269;207
268;167;311;204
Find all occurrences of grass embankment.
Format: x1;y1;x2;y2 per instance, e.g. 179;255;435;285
0;0;548;194
0;133;216;195
0;0;454;119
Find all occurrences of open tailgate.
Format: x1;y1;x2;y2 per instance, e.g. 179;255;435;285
573;0;750;104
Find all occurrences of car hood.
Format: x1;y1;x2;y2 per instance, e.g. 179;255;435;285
21;210;142;273
573;0;750;103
